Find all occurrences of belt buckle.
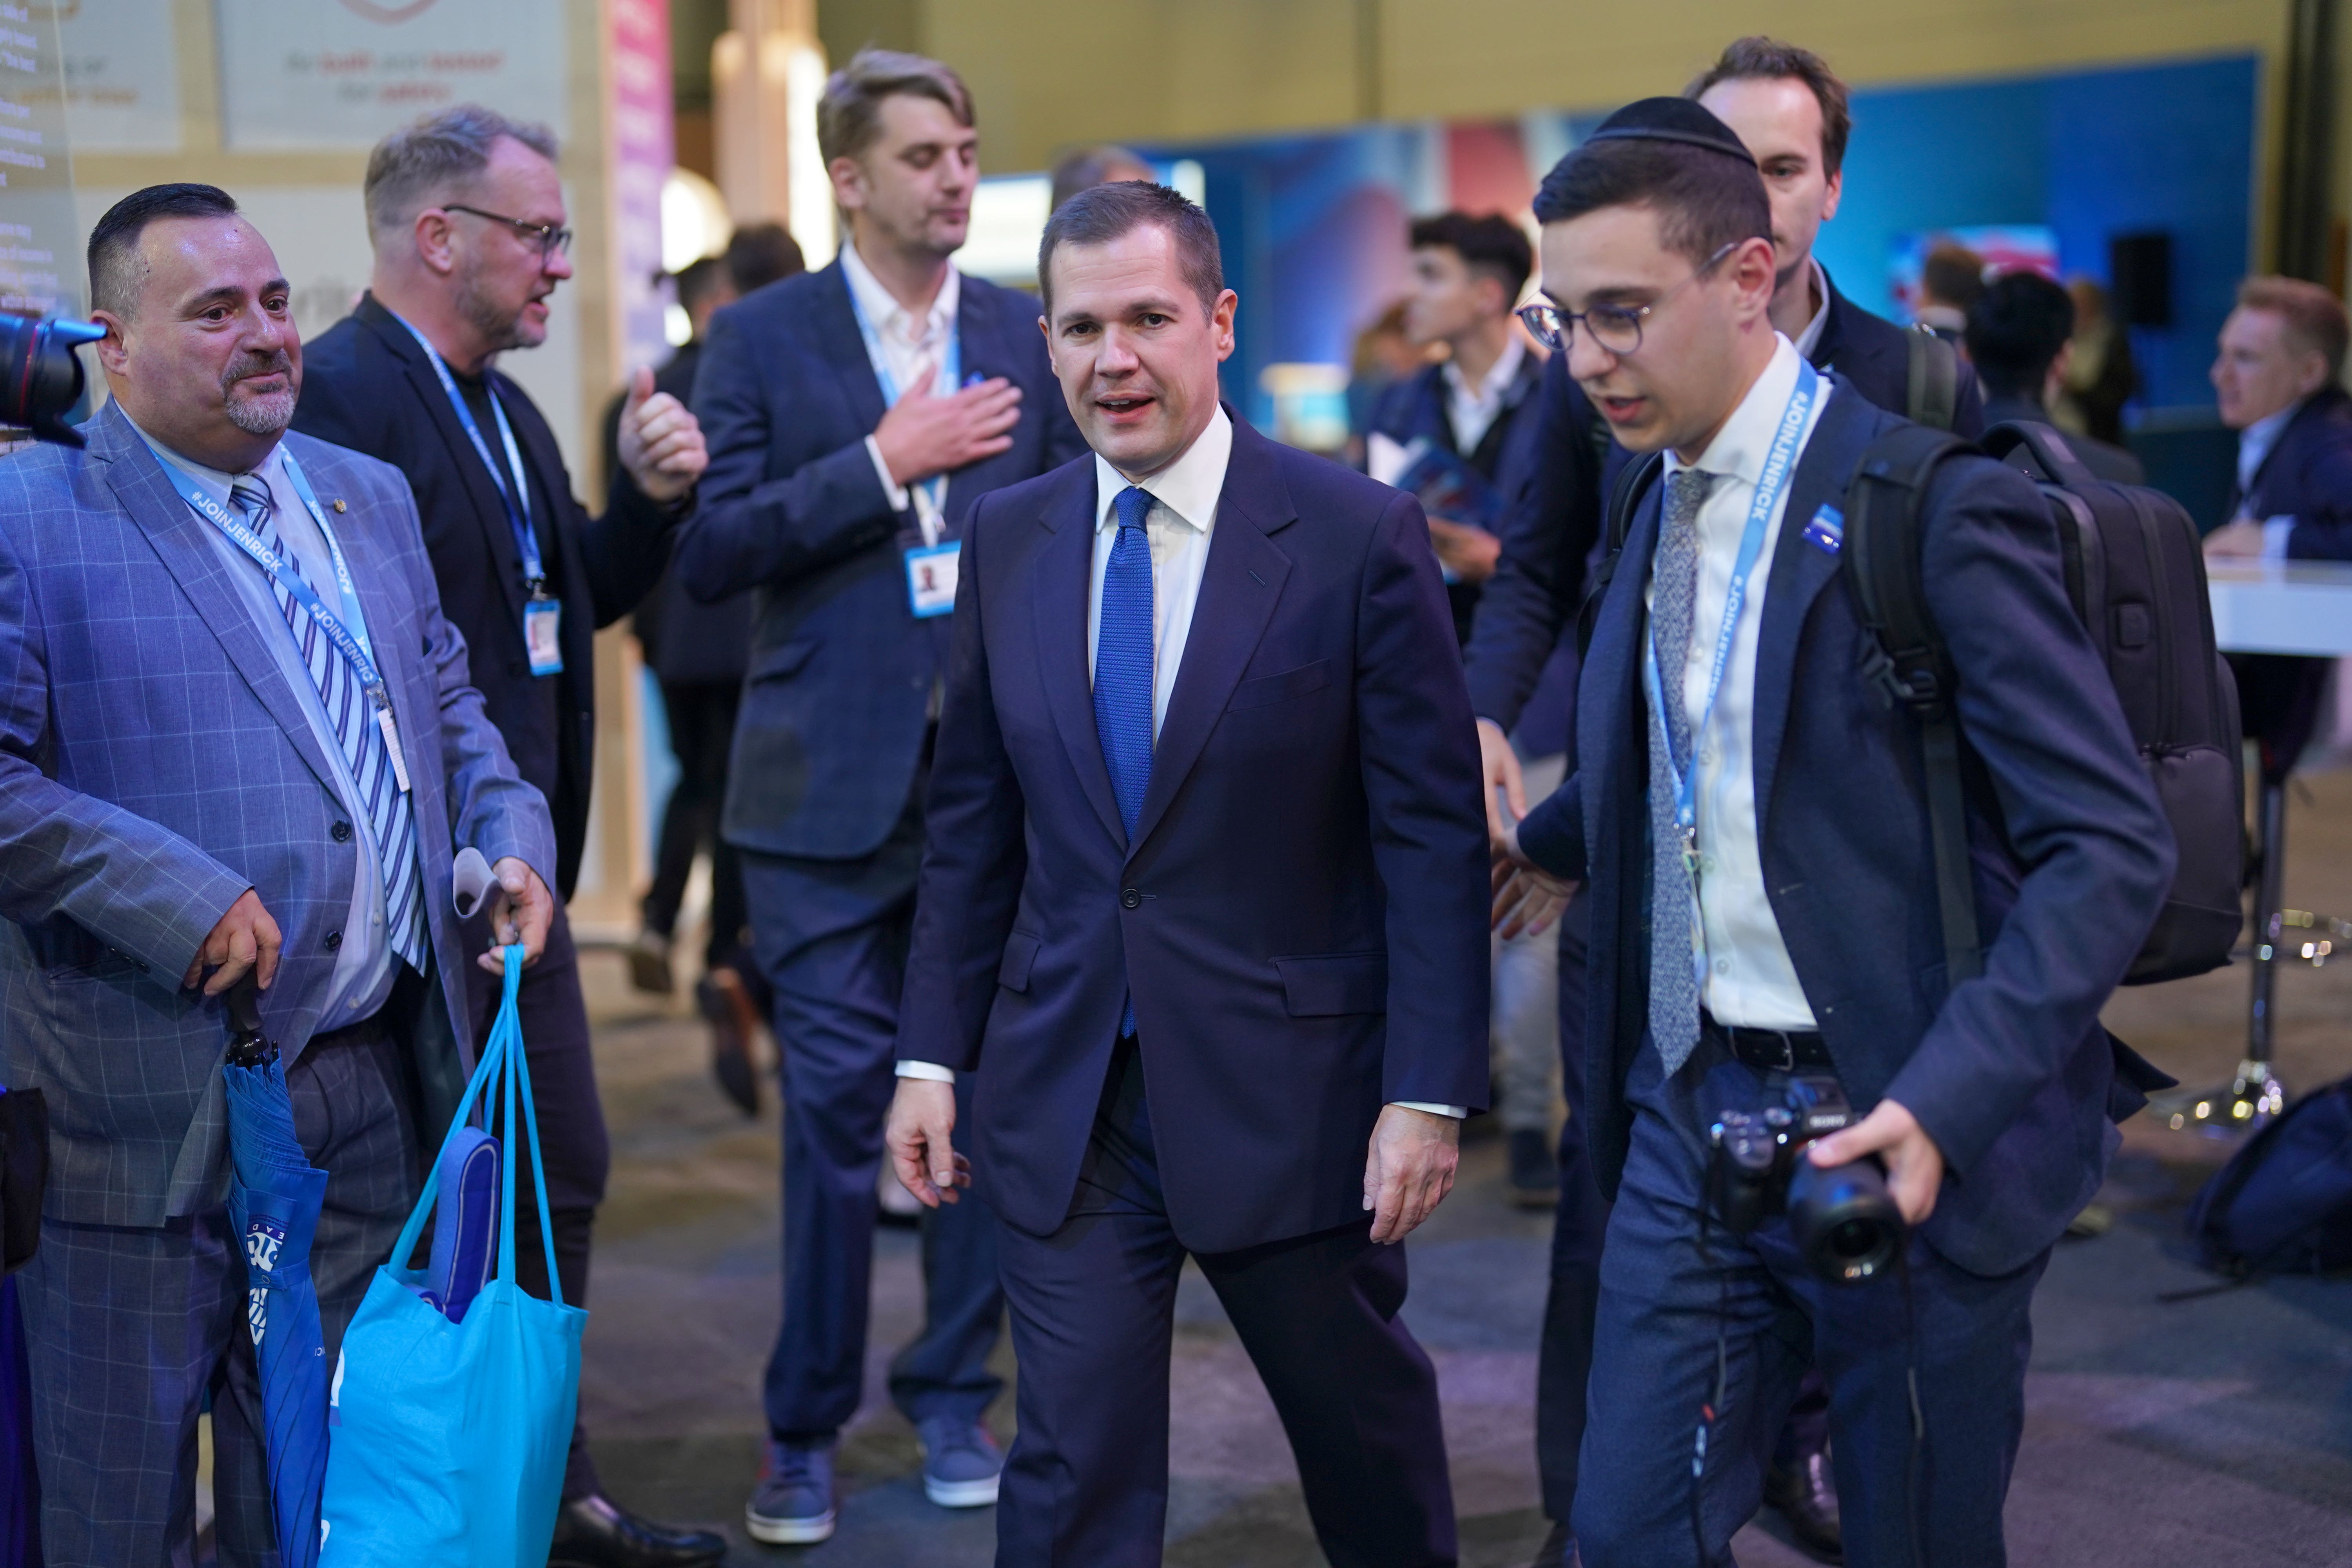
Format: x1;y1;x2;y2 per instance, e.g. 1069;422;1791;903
1751;1027;1798;1073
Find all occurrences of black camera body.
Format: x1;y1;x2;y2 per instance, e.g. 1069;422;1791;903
1708;1073;1906;1284
0;313;105;448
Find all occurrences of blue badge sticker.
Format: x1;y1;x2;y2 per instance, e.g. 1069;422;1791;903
1801;503;1843;556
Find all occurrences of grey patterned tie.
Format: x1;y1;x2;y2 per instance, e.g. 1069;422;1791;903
1648;468;1713;1074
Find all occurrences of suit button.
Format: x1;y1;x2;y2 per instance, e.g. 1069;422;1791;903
1120;888;1142;909
324;930;343;952
330;820;353;842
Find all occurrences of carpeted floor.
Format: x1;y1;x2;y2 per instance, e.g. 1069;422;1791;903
571;772;2352;1566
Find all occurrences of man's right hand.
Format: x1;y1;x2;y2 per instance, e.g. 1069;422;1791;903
181;887;282;996
1476;717;1527;855
886;1076;970;1208
872;364;1023;486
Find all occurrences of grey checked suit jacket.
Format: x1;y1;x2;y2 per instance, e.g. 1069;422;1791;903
0;401;557;1228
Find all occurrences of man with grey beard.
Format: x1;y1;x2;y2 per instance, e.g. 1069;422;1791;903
0;182;557;1566
291;107;720;1568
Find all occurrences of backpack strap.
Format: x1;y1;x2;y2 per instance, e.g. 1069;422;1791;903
1906;328;1959;433
1979;418;2102;488
1844;424;1983;985
1575;450;1666;660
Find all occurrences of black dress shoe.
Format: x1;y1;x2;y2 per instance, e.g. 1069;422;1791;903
1764;1450;1844;1564
548;1494;727;1568
1531;1519;1582;1568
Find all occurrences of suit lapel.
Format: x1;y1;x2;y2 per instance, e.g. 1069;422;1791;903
1749;387;1879;829
358;297;529;629
89;408;342;797
1031;465;1125;846
1580;480;1660;858
814;264;891;442
1124;422;1295;860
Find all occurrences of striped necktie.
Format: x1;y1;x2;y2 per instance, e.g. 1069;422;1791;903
233;474;428;972
1094;484;1155;1036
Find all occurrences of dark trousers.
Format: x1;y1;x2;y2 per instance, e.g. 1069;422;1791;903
645;679;752;972
1572;1038;2043;1568
19;1021;418;1568
993;1037;1456;1568
1536;891;1609;1525
740;789;1003;1441
461;902;610;1501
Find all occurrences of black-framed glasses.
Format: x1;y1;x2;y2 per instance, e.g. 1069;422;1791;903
444;203;573;262
1516;240;1740;356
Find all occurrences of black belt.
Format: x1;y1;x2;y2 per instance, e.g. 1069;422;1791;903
1700;1011;1832;1073
308;1008;393;1053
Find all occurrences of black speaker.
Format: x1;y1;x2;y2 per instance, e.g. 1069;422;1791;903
2110;232;2173;328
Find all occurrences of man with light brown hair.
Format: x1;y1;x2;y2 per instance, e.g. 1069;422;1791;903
675;46;1085;1546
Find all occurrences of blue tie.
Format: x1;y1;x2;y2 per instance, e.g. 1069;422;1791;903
234;475;428;973
1095;485;1154;1035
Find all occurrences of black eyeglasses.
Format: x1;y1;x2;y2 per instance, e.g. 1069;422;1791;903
444;204;573;262
1516;240;1740;357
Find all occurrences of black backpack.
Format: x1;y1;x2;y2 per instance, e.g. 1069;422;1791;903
2187;1075;2352;1277
1844;419;2243;986
1582;410;2242;989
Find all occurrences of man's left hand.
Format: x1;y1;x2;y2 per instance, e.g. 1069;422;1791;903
478;857;555;974
2202;517;2267;559
1807;1097;1945;1225
1363;1103;1461;1244
1427;517;1501;584
617;366;708;504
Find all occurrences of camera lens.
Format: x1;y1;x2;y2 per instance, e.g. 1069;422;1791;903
1786;1155;1905;1283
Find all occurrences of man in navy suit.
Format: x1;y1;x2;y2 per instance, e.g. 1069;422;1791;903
1492;100;2172;1564
2200;276;2352;781
675;49;1086;1543
887;180;1489;1567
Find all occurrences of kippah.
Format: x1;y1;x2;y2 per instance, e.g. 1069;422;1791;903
1584;97;1756;165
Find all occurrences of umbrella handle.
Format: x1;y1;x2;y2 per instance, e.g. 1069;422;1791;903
227;975;275;1067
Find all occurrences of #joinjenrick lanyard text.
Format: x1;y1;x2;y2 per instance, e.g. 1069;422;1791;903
388;313;548;593
164;449;413;794
844;281;960;546
1641;357;1819;879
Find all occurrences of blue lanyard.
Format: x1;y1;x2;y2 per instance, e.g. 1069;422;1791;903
389;313;548;591
1642;359;1820;870
843;275;960;529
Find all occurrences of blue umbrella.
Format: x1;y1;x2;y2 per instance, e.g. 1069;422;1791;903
222;980;330;1568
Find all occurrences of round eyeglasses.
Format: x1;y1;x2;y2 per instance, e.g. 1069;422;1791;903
1516;240;1740;357
444;203;574;263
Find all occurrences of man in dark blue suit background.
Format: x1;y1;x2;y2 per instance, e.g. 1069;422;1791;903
1494;100;2172;1564
675;49;1085;1545
887;181;1490;1566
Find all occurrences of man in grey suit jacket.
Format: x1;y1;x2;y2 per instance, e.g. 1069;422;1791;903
0;184;555;1566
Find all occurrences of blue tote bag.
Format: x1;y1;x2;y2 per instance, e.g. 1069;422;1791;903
318;951;584;1566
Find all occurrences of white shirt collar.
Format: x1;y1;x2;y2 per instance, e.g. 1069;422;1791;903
2239;396;2304;489
839;236;960;345
1441;332;1527;406
123;413;282;501
1791;258;1832;361
1095;406;1234;534
1667;334;1807;490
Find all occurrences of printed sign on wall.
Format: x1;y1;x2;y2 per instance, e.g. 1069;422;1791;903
51;0;182;151
214;0;566;151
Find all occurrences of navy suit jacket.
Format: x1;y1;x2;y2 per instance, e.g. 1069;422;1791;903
2233;385;2352;559
294;294;675;898
895;417;1491;1254
677;262;1087;860
1515;381;2175;1278
0;404;555;1226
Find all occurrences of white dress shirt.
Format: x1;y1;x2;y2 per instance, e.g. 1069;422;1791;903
840;237;964;545
1651;335;1832;1030
901;406;1464;1116
131;422;406;1025
2234;398;2303;559
1790;257;1831;362
1441;333;1528;456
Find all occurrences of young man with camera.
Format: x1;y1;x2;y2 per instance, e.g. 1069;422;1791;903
1492;98;2174;1564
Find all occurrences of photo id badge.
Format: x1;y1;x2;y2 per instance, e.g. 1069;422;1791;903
524;596;564;675
904;540;961;619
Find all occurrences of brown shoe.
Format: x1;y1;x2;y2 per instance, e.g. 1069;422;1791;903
697;966;763;1117
627;929;675;995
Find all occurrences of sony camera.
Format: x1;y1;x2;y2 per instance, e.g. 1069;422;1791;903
0;313;105;447
1708;1073;1906;1284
